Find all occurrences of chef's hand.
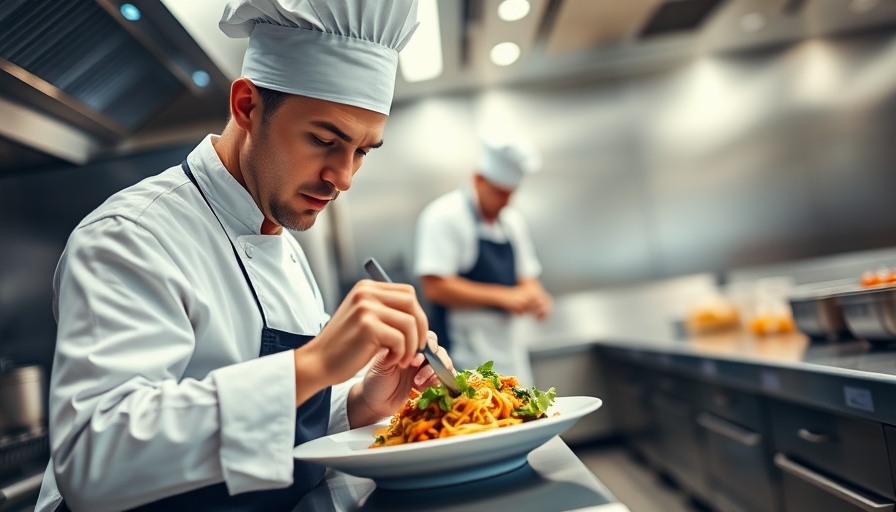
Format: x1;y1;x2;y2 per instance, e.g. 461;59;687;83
529;290;553;320
500;282;552;318
501;286;538;315
518;278;553;321
293;279;427;407
347;332;453;428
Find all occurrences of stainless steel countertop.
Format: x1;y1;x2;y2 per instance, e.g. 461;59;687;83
534;330;896;382
530;331;896;425
291;437;629;512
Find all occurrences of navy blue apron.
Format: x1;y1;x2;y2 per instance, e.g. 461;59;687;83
430;192;517;352
59;161;331;512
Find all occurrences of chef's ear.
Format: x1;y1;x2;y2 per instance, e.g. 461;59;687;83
229;78;261;133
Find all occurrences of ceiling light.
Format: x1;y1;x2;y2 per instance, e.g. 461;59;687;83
399;0;443;83
192;70;210;88
739;13;766;33
850;0;879;13
490;42;521;66
120;3;141;22
498;0;531;22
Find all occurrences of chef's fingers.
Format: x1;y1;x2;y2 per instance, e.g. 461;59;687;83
413;363;435;388
504;288;533;315
426;331;438;352
360;282;428;350
536;294;553;319
423;330;454;372
434;343;454;373
362;301;420;368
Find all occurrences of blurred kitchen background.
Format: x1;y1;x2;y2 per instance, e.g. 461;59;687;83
3;0;896;510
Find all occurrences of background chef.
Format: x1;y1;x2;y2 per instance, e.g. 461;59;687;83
414;135;553;387
34;1;453;511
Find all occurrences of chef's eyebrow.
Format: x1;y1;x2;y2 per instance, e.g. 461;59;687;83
311;120;384;149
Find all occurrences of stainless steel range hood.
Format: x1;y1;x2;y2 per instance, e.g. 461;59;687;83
0;0;229;168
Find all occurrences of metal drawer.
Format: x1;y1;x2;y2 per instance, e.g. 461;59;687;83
769;399;895;501
655;372;697;400
776;454;894;512
702;384;763;432
699;413;777;512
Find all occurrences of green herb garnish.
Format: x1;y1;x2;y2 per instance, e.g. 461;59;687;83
474;361;503;388
455;372;476;398
417;385;451;411
513;386;557;418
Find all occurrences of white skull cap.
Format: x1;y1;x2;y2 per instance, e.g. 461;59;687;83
478;135;542;189
219;0;420;115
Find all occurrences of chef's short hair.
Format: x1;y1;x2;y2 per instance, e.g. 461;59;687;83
256;85;288;125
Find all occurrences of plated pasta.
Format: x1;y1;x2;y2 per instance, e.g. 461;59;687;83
370;361;557;448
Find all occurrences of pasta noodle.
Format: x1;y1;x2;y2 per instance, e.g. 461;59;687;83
370;361;557;448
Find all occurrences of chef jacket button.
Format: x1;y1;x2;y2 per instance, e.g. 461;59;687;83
290;253;297;263
245;244;254;258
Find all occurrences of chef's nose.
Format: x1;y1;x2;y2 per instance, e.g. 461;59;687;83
321;151;354;192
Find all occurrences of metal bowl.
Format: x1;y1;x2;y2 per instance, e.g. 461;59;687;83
836;285;896;343
788;285;853;341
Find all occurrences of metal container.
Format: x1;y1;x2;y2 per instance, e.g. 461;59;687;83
788;284;852;341
836;286;896;343
0;362;45;434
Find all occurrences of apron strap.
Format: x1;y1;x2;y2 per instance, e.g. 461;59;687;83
181;160;269;327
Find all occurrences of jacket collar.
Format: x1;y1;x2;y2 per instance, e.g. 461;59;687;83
186;135;270;236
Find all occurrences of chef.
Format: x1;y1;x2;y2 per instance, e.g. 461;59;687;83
35;1;453;511
414;135;552;387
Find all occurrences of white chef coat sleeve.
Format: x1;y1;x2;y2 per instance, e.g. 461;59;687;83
51;216;297;512
503;209;542;279
413;200;466;277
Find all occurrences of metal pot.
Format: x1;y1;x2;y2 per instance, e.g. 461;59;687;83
0;359;45;434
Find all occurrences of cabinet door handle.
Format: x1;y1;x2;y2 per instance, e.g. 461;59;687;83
774;454;894;512
697;413;760;446
797;428;836;444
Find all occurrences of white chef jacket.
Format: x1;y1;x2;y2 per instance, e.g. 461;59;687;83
35;135;353;512
413;183;542;383
413;183;541;279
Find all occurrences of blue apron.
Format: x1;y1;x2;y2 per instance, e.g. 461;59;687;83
59;161;331;512
430;193;517;354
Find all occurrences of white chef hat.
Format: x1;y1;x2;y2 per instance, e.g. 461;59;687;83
219;0;419;115
477;136;542;189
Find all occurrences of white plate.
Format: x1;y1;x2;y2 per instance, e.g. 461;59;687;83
293;395;602;490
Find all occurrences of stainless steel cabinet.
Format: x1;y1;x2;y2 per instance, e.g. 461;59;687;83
696;385;779;511
768;399;895;502
599;357;655;458
597;348;896;512
530;347;614;444
698;412;778;512
650;374;709;501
